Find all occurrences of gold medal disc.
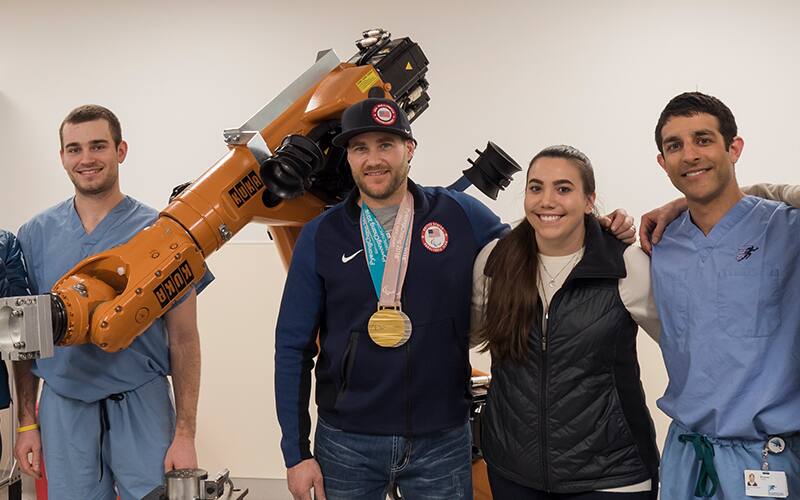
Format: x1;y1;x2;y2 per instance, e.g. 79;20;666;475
368;308;412;347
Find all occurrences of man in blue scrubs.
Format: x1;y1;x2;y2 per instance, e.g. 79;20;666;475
13;105;212;500
651;92;799;498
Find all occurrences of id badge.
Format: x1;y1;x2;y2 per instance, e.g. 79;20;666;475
744;470;789;498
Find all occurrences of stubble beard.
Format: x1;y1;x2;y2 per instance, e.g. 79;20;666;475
70;169;119;198
355;164;409;202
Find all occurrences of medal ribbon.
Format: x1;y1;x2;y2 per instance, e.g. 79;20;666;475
359;191;414;306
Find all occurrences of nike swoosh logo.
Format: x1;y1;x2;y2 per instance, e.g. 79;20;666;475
341;249;364;263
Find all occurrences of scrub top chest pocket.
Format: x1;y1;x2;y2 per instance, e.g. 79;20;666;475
717;267;781;338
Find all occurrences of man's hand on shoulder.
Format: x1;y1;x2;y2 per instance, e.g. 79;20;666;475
15;428;42;478
287;458;326;500
598;208;636;244
639;197;688;255
164;433;198;471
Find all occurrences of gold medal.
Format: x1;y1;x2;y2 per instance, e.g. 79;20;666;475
368;307;412;348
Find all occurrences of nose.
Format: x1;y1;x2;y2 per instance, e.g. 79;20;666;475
364;148;382;167
540;187;556;207
681;142;701;164
79;149;96;165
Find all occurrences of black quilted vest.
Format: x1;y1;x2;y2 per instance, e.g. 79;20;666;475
481;217;659;494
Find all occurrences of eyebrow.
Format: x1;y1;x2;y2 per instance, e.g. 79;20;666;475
348;135;399;148
662;128;715;146
528;178;575;186
64;139;110;149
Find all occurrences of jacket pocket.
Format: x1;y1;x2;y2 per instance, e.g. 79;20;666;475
718;268;780;337
335;331;360;406
408;317;469;427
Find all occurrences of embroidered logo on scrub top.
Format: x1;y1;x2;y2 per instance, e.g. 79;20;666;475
736;245;759;262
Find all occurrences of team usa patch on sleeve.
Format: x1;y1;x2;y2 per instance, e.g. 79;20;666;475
372;104;397;126
421;222;448;253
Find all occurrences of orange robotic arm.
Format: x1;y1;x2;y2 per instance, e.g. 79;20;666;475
1;31;431;357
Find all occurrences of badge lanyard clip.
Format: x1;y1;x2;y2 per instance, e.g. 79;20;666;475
762;436;786;471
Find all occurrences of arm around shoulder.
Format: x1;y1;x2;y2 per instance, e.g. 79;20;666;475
449;190;509;248
743;183;800;208
619;246;661;343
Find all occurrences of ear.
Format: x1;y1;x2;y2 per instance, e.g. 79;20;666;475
116;140;128;164
656;153;667;173
584;192;596;214
728;136;744;164
405;139;416;162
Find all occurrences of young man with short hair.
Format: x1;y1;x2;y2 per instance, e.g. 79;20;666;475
14;104;212;500
651;92;800;498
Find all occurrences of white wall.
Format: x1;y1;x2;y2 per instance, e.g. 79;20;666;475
1;0;798;480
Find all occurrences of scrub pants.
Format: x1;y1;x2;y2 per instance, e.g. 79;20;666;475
39;376;176;500
661;421;800;499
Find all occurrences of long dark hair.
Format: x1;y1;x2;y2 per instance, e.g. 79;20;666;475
476;145;596;362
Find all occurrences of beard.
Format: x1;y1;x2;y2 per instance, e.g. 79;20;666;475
69;168;119;197
353;165;409;201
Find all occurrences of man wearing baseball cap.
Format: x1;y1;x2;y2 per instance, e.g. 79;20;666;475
274;96;507;500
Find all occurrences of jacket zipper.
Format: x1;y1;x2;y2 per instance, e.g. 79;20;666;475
405;342;411;435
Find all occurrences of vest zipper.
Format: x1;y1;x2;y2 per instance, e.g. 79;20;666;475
540;285;565;492
540;301;550;491
542;311;548;351
540;329;549;491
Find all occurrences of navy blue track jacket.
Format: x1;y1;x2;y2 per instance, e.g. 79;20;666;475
275;179;508;467
0;230;31;408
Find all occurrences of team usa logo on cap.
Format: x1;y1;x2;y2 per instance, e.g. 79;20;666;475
372;103;397;126
421;222;448;253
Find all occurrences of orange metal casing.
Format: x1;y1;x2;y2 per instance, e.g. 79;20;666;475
54;62;387;351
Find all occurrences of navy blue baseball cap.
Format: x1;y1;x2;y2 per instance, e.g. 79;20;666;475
332;98;415;147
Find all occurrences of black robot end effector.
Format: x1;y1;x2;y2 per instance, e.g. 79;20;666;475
462;142;523;200
49;293;68;345
259;134;325;200
350;30;430;123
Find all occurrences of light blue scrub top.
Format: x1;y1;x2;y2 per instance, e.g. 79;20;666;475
18;196;213;403
652;196;800;440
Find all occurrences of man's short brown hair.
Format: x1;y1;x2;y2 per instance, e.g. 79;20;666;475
59;104;122;148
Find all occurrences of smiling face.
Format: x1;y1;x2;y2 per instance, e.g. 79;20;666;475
657;112;743;206
346;131;414;208
60;119;127;198
525;156;596;256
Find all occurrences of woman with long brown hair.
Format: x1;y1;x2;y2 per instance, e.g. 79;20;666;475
472;145;660;499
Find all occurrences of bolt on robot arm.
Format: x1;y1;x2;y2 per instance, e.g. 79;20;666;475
0;29;520;361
